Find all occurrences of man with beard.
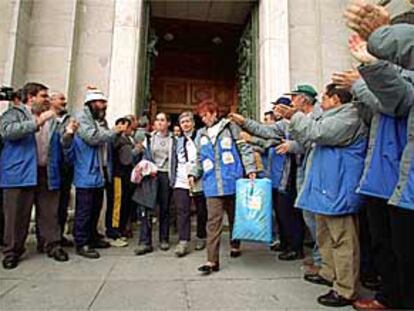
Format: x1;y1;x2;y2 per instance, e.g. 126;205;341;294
70;87;126;259
1;82;73;269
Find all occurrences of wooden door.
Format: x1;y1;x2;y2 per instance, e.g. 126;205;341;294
151;77;236;117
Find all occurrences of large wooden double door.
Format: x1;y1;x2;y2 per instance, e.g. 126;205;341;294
151;77;236;119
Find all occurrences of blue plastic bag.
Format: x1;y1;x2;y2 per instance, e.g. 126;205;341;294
233;178;273;244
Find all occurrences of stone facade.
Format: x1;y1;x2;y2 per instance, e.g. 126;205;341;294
0;0;354;122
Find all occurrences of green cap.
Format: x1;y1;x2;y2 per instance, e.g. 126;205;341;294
285;84;318;98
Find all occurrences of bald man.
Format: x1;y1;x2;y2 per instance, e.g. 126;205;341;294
50;92;75;247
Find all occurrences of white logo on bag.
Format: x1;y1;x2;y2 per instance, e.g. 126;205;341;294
249;196;262;211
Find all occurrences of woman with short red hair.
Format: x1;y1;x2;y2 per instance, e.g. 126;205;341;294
189;100;257;275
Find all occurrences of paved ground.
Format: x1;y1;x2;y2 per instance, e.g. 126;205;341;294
0;232;365;310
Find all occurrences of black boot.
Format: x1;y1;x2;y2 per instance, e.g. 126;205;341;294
76;245;100;259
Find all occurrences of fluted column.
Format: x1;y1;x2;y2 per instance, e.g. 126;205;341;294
258;0;290;118
107;0;145;125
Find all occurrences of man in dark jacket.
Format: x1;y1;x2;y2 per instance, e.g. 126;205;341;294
105;117;135;247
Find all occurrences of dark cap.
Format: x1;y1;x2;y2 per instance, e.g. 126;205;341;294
285;84;318;98
271;96;291;106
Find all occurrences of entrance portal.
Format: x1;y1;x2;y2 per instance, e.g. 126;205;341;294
147;1;257;126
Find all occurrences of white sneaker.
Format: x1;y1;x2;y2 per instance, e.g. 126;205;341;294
174;241;189;257
109;238;128;247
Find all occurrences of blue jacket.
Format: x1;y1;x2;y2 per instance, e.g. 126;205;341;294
290;104;368;215
242;119;297;192
266;147;286;189
358;114;407;199
296;138;367;215
191;119;256;198
69;107;115;188
357;60;414;210
0;105;63;190
352;78;408;200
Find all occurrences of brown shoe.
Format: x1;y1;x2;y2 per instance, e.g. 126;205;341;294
353;298;387;310
303;256;314;266
304;264;320;276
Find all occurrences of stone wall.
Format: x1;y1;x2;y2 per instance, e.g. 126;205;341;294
69;0;115;113
0;0;117;114
24;0;77;96
288;0;352;94
1;0;358;120
258;0;352;115
0;0;32;88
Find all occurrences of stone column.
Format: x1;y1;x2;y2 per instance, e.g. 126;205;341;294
68;0;116;113
288;0;352;93
0;0;31;114
0;0;31;88
258;0;290;118
24;0;79;94
107;0;144;126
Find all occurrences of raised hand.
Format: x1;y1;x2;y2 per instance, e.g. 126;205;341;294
275;140;290;155
275;105;297;120
228;113;246;126
332;69;361;91
344;0;390;40
36;110;56;127
65;118;79;135
348;33;378;65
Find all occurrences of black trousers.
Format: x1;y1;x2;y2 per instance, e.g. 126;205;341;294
275;189;304;252
105;175;133;239
365;197;400;308
358;202;377;279
193;193;207;239
389;205;414;309
174;188;191;241
173;189;208;242
272;189;283;244
74;187;104;247
0;189;3;245
58;166;73;237
139;172;171;245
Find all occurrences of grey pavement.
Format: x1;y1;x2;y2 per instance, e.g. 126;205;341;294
0;232;369;310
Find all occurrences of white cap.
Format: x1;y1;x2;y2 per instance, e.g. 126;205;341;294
84;87;107;104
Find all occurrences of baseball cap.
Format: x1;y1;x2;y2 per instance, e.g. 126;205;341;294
271;97;291;106
285;84;318;99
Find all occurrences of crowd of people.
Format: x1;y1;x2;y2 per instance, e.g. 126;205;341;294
0;1;414;309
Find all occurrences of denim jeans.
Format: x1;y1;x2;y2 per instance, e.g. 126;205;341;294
302;210;321;266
